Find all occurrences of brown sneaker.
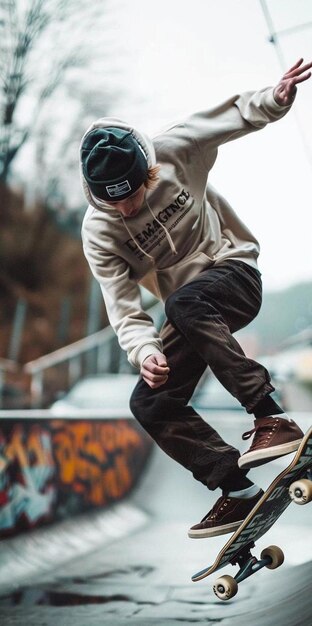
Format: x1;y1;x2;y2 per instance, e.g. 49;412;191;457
188;490;264;539
238;416;304;469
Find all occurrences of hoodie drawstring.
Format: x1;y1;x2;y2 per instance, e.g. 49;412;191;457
121;215;155;263
145;198;178;256
120;197;178;261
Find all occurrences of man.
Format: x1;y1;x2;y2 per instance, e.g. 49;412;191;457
80;59;311;538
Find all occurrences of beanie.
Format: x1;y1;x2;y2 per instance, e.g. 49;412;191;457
81;127;148;201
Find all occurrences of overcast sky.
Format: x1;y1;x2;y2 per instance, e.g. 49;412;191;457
108;0;312;291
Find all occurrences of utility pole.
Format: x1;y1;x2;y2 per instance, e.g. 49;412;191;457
259;0;312;168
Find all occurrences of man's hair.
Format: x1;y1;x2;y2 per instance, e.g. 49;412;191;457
144;164;161;190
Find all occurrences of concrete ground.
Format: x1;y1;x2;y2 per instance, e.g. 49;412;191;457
0;411;311;625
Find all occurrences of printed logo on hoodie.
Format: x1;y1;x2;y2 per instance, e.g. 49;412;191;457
124;188;194;260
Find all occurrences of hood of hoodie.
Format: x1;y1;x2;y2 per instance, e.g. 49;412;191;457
80;117;156;211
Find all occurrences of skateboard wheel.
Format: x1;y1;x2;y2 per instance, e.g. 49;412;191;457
261;545;284;569
289;479;312;505
213;575;238;601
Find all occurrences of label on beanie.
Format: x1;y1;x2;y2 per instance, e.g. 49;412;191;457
106;180;131;198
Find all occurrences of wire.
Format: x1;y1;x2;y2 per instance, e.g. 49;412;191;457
259;0;312;168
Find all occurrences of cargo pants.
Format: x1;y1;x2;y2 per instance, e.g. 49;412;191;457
130;260;274;491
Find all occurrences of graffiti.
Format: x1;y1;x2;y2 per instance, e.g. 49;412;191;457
0;418;152;537
0;424;56;533
51;420;147;506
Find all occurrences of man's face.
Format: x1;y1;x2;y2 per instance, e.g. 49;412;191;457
105;184;146;218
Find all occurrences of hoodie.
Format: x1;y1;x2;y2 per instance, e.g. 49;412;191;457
80;87;292;369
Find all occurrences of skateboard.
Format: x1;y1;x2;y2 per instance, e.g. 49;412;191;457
191;425;312;601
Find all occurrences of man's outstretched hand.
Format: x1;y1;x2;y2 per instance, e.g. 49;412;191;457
274;58;312;106
141;354;170;389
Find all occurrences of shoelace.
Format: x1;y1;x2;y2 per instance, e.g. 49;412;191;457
242;419;280;447
202;497;231;522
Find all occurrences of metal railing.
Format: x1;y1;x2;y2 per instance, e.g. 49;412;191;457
23;301;163;407
0;358;20;408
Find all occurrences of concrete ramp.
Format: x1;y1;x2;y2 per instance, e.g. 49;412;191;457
224;561;312;626
0;562;311;625
0;412;311;625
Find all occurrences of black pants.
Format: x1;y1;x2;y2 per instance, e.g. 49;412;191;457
130;260;274;491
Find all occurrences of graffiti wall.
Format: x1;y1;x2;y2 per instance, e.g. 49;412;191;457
0;423;56;535
0;418;152;537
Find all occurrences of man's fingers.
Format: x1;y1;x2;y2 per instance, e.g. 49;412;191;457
285;58;303;74
142;355;169;374
142;372;169;389
154;354;169;368
284;59;312;78
141;354;170;388
145;377;168;389
293;71;312;85
141;368;168;382
275;59;311;105
144;363;169;376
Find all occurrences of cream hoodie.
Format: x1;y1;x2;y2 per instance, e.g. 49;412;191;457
80;88;292;369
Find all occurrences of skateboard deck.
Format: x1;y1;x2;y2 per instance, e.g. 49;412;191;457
191;425;312;599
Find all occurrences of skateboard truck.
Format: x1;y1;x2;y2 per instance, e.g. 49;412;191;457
213;541;285;601
232;542;267;582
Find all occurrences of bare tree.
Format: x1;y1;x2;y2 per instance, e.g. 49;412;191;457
34;82;124;218
0;0;107;184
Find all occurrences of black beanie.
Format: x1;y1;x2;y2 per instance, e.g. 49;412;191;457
81;127;148;201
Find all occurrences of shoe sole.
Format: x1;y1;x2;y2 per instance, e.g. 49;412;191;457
188;520;242;539
238;438;303;469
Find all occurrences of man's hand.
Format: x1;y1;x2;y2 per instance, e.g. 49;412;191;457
274;58;312;106
141;354;170;389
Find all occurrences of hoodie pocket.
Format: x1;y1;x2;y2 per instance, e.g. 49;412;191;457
156;251;214;299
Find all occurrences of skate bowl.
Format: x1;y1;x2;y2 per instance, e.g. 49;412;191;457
0;411;310;625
